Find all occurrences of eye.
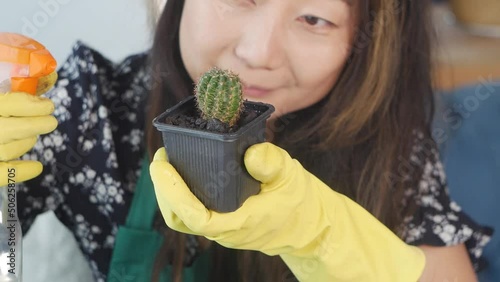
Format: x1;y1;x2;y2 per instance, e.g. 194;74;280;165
299;15;336;29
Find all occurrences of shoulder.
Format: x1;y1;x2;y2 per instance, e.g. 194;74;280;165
18;42;150;224
401;130;493;272
24;41;150;180
58;40;149;79
43;41;151;142
52;41;150;120
18;41;149;229
57;40;149;88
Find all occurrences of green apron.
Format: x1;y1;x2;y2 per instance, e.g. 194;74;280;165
107;156;212;282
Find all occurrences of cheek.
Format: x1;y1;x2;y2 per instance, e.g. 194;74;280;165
298;61;342;95
293;39;350;91
179;0;235;82
288;34;353;106
275;51;346;114
180;1;214;81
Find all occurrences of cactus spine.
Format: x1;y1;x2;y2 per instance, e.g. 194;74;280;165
195;67;243;126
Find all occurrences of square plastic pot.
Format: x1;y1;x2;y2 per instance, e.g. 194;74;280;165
153;96;275;212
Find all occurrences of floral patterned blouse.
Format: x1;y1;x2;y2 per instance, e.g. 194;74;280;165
18;41;493;282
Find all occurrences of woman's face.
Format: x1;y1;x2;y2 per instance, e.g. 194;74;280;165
178;0;358;118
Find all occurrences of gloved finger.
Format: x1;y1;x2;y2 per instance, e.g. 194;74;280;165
0;137;38;161
151;148;266;237
159;204;248;249
244;142;293;187
150;148;213;233
0;116;57;144
0;92;55;117
0;160;43;186
36;71;58;96
149;149;194;235
158;202;199;235
152;146;169;162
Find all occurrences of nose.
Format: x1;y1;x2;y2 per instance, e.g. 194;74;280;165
234;15;285;70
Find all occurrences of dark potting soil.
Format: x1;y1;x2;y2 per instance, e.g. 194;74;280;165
163;104;260;134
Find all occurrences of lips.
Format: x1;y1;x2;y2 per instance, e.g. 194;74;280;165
241;80;274;98
243;86;272;98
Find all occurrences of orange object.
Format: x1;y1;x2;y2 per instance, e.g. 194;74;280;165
0;32;56;95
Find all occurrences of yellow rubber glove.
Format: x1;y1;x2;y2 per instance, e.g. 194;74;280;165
150;142;426;281
0;72;58;186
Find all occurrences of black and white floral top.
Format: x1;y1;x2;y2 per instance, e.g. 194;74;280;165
18;42;493;282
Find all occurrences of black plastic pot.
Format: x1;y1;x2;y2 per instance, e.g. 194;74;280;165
153;96;275;212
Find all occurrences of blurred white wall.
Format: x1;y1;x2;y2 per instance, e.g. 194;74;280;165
0;1;152;281
0;0;151;65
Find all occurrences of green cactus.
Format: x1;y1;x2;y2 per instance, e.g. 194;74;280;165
195;67;243;126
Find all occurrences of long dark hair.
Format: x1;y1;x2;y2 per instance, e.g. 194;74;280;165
145;0;436;280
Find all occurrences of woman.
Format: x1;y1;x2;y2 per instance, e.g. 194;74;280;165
0;0;492;281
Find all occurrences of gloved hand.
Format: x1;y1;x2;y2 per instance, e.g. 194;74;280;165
0;72;58;186
150;142;426;281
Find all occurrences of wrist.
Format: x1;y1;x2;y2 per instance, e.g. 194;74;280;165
280;238;426;282
279;190;426;281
